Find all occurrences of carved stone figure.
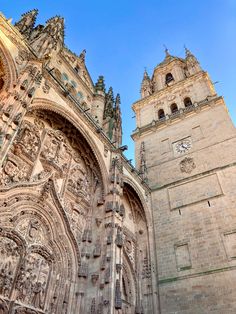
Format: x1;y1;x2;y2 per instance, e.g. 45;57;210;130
0;237;20;297
179;157;196;174
17;126;40;159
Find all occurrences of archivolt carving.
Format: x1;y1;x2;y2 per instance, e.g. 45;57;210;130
0;40;18;90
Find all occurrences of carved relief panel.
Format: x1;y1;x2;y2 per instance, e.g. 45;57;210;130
0;237;21;298
15;121;41;160
15;252;50;310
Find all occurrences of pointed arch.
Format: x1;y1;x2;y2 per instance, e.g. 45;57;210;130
30;98;109;194
122;176;152;227
0;182;81;313
122;251;137;310
0;38;18;90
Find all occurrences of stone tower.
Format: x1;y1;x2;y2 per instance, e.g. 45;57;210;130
132;48;236;313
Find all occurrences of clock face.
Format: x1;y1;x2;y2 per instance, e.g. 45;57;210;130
174;138;192;154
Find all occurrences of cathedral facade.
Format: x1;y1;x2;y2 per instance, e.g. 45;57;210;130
0;9;235;314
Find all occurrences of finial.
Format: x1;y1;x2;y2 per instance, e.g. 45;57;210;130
115;94;121;106
184;45;191;57
95;75;105;92
164;45;170;57
79;49;86;62
143;67;150;80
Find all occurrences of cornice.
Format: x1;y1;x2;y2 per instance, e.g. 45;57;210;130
132;96;223;140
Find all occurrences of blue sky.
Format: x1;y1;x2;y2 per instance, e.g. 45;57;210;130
1;1;236;162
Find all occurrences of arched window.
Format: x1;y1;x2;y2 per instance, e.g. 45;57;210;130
184;97;193;107
170;103;178;114
165;72;174;84
158;109;165;119
61;72;69;81
74;66;80;74
71;80;77;88
77;91;84;101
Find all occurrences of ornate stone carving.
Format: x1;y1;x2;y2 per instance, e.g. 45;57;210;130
100;255;106;271
14;307;39;314
0;236;21;298
0;158;28;186
90;297;96;314
142;257;151;279
42;80;50;94
15;252;50;309
15;50;29;65
116;228;123;248
93;239;101;257
15;123;40;160
78;262;88;278
67;163;90;200
179;157;196;174
0;298;9;314
115;279;122;309
91;273;99;285
16;218;44;245
104;266;110;284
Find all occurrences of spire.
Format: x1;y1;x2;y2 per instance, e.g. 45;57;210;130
30;15;64;57
141;68;152;99
45;16;65;43
114;93;121;122
95;76;105;93
79;49;86;63
15;9;38;39
184;46;201;75
104;87;114;119
139;141;148;183
114;94;122;147
115;94;121;110
184;46;192;57
143;68;150;80
164;47;170;58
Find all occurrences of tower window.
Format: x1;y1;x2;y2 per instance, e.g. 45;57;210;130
170;103;178;114
158;109;165;119
74;66;80;74
184;97;193;107
165;73;174;84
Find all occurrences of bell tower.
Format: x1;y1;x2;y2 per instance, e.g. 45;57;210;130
132;48;236;313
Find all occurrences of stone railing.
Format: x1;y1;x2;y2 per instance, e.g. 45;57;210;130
132;95;219;137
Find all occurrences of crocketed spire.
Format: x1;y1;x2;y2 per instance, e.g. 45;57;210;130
15;9;38;39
